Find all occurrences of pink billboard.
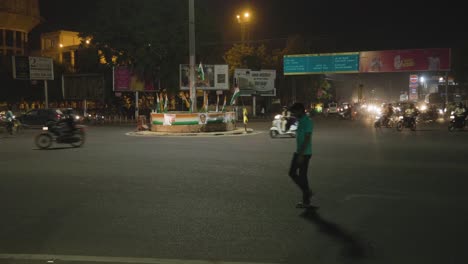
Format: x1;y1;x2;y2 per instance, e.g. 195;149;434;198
360;48;450;73
113;66;156;92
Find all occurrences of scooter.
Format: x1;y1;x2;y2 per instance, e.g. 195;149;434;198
270;114;297;138
35;121;86;149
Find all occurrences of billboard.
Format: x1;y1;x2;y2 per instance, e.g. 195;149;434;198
180;64;229;90
234;69;276;96
113;66;156;92
359;48;450;73
284;52;359;75
62;74;105;100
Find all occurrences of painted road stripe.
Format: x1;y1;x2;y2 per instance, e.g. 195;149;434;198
0;254;278;264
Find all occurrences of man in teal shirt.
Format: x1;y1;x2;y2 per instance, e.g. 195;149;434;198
288;102;314;208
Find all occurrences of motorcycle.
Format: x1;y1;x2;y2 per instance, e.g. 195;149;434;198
448;112;466;132
1;114;22;135
270;114;297;138
396;115;417;131
339;109;357;120
374;114;398;128
35;121;86;149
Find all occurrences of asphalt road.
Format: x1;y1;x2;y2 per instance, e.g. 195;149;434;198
1;117;467;264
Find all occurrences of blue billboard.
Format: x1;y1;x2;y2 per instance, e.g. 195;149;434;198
284;52;360;75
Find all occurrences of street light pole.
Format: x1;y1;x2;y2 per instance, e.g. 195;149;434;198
237;12;250;45
189;0;197;112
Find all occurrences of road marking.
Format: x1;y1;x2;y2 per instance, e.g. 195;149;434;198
344;194;409;201
0;254;278;264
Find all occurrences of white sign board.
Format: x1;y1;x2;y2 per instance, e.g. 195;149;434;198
234;69;276;96
180;64;229;90
29;57;54;80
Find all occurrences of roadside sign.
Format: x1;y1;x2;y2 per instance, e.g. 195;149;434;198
11;56;54;80
29;57;54;80
284;52;359;75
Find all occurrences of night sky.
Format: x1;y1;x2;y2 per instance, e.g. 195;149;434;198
32;0;467;51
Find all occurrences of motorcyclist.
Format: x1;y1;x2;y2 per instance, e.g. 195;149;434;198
404;103;419;125
343;104;352;119
281;106;291;132
453;103;467;125
57;113;76;136
5;106;15;135
382;103;394;125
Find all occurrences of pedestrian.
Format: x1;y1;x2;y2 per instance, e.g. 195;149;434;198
243;107;248;132
288;102;314;208
260;105;266;119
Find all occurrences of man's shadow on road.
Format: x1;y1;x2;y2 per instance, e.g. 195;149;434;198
300;208;373;260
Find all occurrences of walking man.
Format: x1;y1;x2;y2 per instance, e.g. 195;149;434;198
288;102;314;208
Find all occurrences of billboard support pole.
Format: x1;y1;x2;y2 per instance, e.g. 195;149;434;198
445;71;449;106
44;80;49;109
135;91;139;119
252;95;256;117
83;99;87;118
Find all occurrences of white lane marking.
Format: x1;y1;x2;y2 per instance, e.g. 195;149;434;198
0;254;278;264
344;194;409;201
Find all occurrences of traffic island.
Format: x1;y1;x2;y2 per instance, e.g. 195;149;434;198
126;127;256;137
150;112;236;133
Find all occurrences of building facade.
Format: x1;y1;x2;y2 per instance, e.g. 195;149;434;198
0;0;40;57
41;30;82;70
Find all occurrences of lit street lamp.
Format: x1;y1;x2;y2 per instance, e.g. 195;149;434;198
236;11;251;44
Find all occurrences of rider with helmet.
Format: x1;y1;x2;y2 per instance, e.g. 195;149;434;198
453;103;467;125
404;103;419;125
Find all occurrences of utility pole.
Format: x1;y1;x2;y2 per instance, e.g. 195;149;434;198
189;0;197;112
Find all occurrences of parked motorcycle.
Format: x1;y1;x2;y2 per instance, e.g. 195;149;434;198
35;121;86;149
270;114;297;138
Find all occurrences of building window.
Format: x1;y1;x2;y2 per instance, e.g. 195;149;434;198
6;30;14;47
0;29;4;46
16;31;22;48
45;39;52;49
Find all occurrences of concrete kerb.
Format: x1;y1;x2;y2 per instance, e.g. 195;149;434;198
126;128;260;137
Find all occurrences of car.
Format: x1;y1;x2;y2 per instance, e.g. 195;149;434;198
17;108;64;127
61;108;84;123
326;102;339;115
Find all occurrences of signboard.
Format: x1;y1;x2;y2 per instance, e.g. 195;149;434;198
234;69;276;96
29;56;54;80
409;74;419;88
12;56;30;80
62;74;105;100
409;88;418;101
180;64;229;90
409;74;419;101
360;48;450;73
113;66;156;92
12;56;54;80
284;52;359;75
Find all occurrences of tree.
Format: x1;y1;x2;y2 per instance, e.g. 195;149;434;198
78;0;220;93
223;44;274;75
